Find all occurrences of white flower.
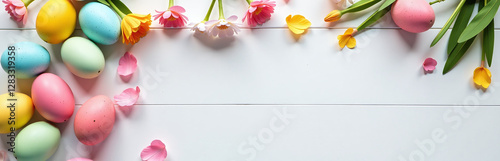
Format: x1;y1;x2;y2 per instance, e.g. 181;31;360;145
335;0;356;9
207;15;241;39
192;21;207;33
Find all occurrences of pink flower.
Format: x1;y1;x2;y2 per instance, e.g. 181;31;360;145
242;0;276;27
3;0;28;25
207;15;240;39
153;5;188;28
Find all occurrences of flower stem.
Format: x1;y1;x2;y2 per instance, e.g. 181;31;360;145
429;0;445;5
21;0;34;6
169;0;174;8
218;0;225;19
246;0;252;5
204;0;217;21
108;0;126;18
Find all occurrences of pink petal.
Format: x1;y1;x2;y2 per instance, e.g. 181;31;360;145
141;140;167;161
117;52;138;77
226;15;238;22
67;158;93;161
423;58;437;72
169;5;186;13
114;86;140;107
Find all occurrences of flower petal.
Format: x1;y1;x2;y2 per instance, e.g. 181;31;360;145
141;140;167;161
346;37;356;49
114;86;140;107
226;15;238;22
422;58;437;72
473;67;492;89
118;52;138;76
286;15;311;35
169;5;186;13
67;158;93;161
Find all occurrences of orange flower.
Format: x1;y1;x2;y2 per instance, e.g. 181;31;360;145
121;13;152;44
337;28;357;49
324;10;342;22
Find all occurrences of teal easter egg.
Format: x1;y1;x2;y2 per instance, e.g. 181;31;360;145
1;42;50;78
61;37;105;79
79;2;120;45
15;121;61;161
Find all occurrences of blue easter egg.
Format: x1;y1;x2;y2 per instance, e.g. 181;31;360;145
1;42;51;78
79;2;121;45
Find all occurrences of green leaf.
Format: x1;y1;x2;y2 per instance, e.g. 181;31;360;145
343;0;384;13
447;0;475;54
443;36;476;74
357;5;391;31
457;0;500;43
430;0;467;47
378;0;396;11
97;0;110;6
110;0;132;15
483;20;494;67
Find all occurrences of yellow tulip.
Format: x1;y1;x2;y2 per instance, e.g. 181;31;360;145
473;67;491;89
337;28;357;49
324;10;342;22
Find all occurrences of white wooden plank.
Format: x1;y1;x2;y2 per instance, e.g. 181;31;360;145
0;29;499;105
2;105;499;161
0;0;498;29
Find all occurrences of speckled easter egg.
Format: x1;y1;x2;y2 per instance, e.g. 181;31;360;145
79;2;120;45
32;73;75;123
36;0;76;44
61;37;105;79
15;121;61;161
0;92;34;134
1;42;50;78
74;95;115;145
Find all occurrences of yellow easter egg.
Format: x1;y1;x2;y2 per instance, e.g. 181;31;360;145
36;0;76;44
0;92;34;133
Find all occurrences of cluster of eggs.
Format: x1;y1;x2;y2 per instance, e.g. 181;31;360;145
0;0;122;160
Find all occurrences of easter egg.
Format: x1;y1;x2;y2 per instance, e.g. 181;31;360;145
32;73;75;123
1;42;50;78
0;92;34;134
36;0;76;44
61;37;105;79
74;95;115;145
79;2;120;45
15;121;60;161
391;0;435;33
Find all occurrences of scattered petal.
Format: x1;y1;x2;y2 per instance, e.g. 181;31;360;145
141;140;167;161
114;86;140;107
473;67;491;89
67;158;93;161
0;150;6;161
337;28;357;49
422;58;437;72
117;52;138;77
286;15;311;35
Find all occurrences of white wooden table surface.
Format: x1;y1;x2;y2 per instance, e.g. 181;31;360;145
1;0;500;160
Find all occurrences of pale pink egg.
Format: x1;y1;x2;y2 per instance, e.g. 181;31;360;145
74;95;115;145
31;73;75;123
391;0;435;33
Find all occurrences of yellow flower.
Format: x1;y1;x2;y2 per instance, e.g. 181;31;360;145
121;13;152;44
324;10;342;22
337;28;357;49
473;67;491;89
286;15;311;35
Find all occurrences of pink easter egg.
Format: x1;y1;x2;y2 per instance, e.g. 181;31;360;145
74;95;115;145
32;73;75;123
